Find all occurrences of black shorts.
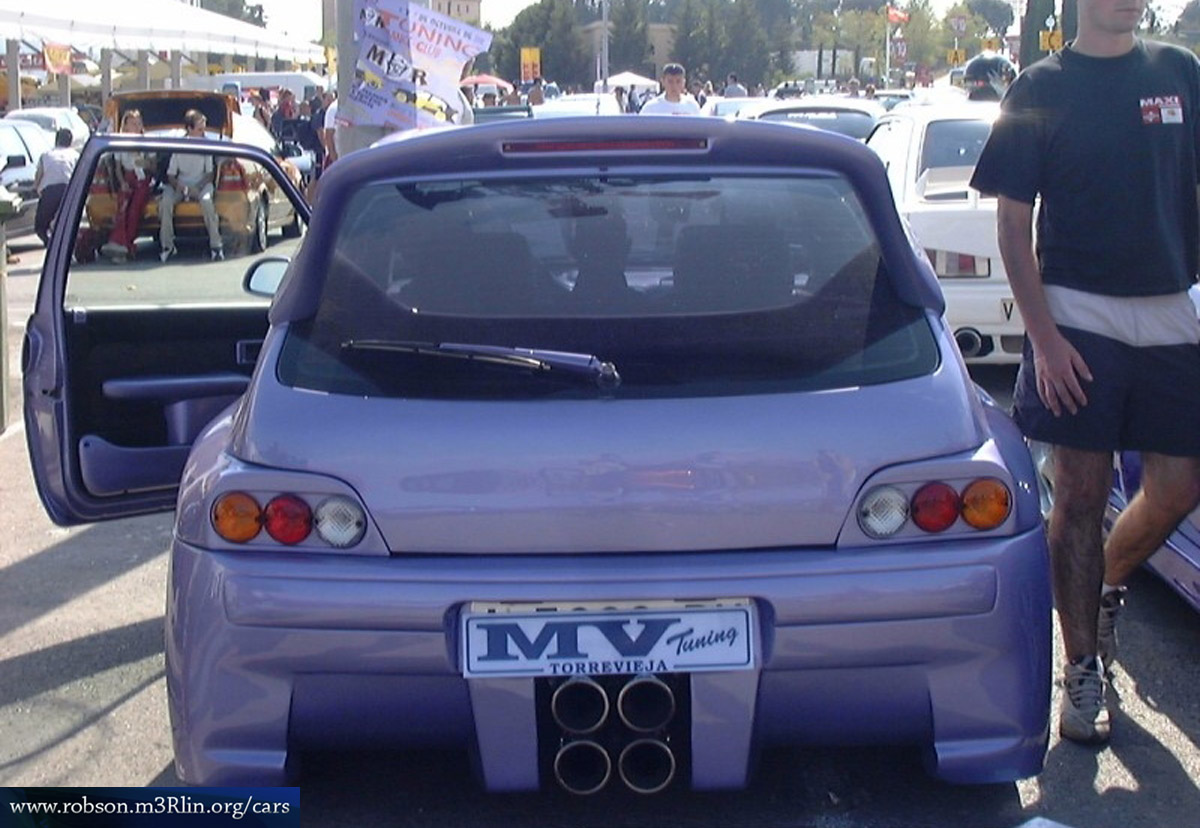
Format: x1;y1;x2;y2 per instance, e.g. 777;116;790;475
1013;326;1200;456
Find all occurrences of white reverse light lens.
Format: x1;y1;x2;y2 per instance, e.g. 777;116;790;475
313;496;367;548
858;485;910;538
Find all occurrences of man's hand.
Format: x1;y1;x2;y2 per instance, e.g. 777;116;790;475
1031;331;1092;416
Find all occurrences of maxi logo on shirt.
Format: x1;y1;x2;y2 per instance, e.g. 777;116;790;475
1141;94;1184;125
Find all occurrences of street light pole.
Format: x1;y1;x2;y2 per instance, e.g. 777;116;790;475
600;0;610;92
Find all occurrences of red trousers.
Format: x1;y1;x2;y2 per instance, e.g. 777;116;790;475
109;172;152;252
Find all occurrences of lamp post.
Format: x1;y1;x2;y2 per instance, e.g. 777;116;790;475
600;0;610;92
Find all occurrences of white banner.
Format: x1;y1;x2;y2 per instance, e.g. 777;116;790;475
346;0;493;131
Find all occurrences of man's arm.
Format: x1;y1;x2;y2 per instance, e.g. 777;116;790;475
997;195;1092;416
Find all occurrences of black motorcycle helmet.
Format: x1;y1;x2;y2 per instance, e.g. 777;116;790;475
963;51;1016;101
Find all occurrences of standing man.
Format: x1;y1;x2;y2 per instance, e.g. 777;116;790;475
159;110;223;262
971;0;1200;745
723;73;748;97
526;77;545;106
33;128;78;246
639;64;701;115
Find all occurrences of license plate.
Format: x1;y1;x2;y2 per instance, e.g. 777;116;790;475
461;599;756;679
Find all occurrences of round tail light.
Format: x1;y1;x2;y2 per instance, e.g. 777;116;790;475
858;486;910;538
911;482;960;533
961;478;1012;529
264;495;313;545
212;492;262;543
314;497;367;548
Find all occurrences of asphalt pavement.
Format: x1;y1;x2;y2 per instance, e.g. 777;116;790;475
2;237;1198;827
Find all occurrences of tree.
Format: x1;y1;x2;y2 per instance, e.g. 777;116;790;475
542;0;592;86
900;0;941;75
489;0;556;84
794;0;842;47
721;0;770;86
671;0;708;81
610;0;653;76
1020;0;1055;67
966;0;1014;37
200;0;264;28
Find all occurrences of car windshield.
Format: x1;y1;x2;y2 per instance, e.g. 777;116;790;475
279;173;936;400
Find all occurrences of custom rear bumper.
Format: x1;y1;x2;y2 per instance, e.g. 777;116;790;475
166;530;1051;789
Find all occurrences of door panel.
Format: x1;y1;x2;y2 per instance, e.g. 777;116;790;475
24;137;309;525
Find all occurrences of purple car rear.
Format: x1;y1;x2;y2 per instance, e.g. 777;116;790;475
26;117;1050;793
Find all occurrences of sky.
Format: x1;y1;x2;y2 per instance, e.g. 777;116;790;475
256;0;1193;44
253;0;527;41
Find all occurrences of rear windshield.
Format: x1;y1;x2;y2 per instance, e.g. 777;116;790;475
279;173;937;399
757;109;878;139
918;119;992;177
113;96;230;133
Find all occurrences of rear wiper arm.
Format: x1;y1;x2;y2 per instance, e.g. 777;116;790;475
342;340;621;389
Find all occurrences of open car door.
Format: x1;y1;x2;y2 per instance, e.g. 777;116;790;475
23;134;310;525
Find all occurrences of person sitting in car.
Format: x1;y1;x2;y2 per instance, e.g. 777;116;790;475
158;109;223;262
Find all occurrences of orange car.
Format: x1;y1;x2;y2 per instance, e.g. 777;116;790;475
78;91;303;259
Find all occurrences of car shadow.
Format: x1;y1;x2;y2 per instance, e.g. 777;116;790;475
283;746;1024;827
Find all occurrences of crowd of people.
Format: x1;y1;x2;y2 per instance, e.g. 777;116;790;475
247;86;339;180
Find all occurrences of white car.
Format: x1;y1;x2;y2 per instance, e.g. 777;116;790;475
532;93;623;118
4;106;91;149
866;101;1022;364
737;96;886;141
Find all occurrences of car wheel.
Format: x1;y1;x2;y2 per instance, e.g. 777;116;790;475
281;207;304;239
252;199;269;252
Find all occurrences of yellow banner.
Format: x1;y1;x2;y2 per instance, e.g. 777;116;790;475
520;47;541;83
42;43;71;75
1039;30;1063;51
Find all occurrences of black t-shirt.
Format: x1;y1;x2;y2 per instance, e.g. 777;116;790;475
971;39;1200;297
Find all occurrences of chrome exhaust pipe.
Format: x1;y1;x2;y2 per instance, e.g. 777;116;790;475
618;738;676;794
954;327;985;358
553;740;611;795
551;676;609;734
617;675;675;733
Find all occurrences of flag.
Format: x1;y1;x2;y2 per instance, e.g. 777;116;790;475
42;43;72;76
887;6;910;24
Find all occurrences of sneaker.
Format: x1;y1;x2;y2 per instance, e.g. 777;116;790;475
210;247;225;261
159;247;176;263
101;241;126;258
1059;656;1110;744
1097;586;1127;674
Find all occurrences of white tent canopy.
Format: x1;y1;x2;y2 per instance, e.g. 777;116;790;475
605;71;658;90
0;0;323;64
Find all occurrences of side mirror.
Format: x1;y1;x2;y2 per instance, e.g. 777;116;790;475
244;257;290;297
4;154;26;171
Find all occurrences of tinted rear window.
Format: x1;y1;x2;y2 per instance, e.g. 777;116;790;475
758;110;877;139
279;173;936;399
918;119;992;175
114;96;230;133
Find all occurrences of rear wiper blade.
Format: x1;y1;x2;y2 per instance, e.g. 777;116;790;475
342;340;621;389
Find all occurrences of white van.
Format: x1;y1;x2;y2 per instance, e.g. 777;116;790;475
187;71;330;105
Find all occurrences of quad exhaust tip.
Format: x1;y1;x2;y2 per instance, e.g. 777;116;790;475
617;675;676;733
551;676;610;734
553;740;611;795
618;739;677;794
549;674;680;794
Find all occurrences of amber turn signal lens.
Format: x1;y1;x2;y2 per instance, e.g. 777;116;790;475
960;478;1012;530
212;492;263;543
